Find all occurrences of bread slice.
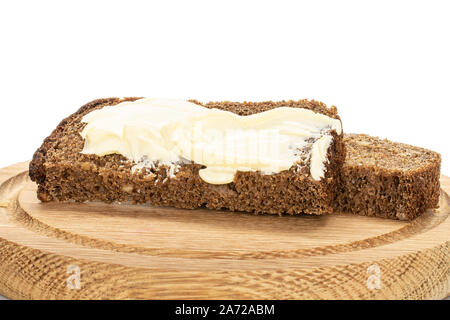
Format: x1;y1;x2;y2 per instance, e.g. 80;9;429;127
29;97;345;215
335;134;441;220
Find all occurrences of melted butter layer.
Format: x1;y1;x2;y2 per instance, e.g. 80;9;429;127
81;98;342;184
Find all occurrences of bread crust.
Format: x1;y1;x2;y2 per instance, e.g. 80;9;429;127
29;98;345;215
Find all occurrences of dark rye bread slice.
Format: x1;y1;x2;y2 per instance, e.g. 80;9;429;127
335;134;441;220
29;97;345;215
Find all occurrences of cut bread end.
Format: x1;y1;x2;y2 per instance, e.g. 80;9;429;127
335;134;441;220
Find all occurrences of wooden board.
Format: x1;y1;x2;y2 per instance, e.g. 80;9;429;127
0;161;448;300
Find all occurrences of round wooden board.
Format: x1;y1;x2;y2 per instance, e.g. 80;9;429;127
0;162;448;300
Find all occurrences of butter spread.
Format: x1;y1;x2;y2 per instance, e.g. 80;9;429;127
80;98;342;184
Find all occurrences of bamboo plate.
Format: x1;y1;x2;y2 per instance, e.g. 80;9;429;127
0;161;448;299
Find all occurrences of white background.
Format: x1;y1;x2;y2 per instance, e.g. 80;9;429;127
0;1;449;301
0;0;449;175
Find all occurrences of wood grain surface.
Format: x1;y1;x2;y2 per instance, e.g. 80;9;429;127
0;161;448;300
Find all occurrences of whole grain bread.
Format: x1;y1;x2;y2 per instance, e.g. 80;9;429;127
29;97;345;215
335;134;441;220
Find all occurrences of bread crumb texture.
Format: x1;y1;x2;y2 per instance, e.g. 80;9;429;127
335;134;441;220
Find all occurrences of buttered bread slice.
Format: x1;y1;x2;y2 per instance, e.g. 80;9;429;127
29;97;345;215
